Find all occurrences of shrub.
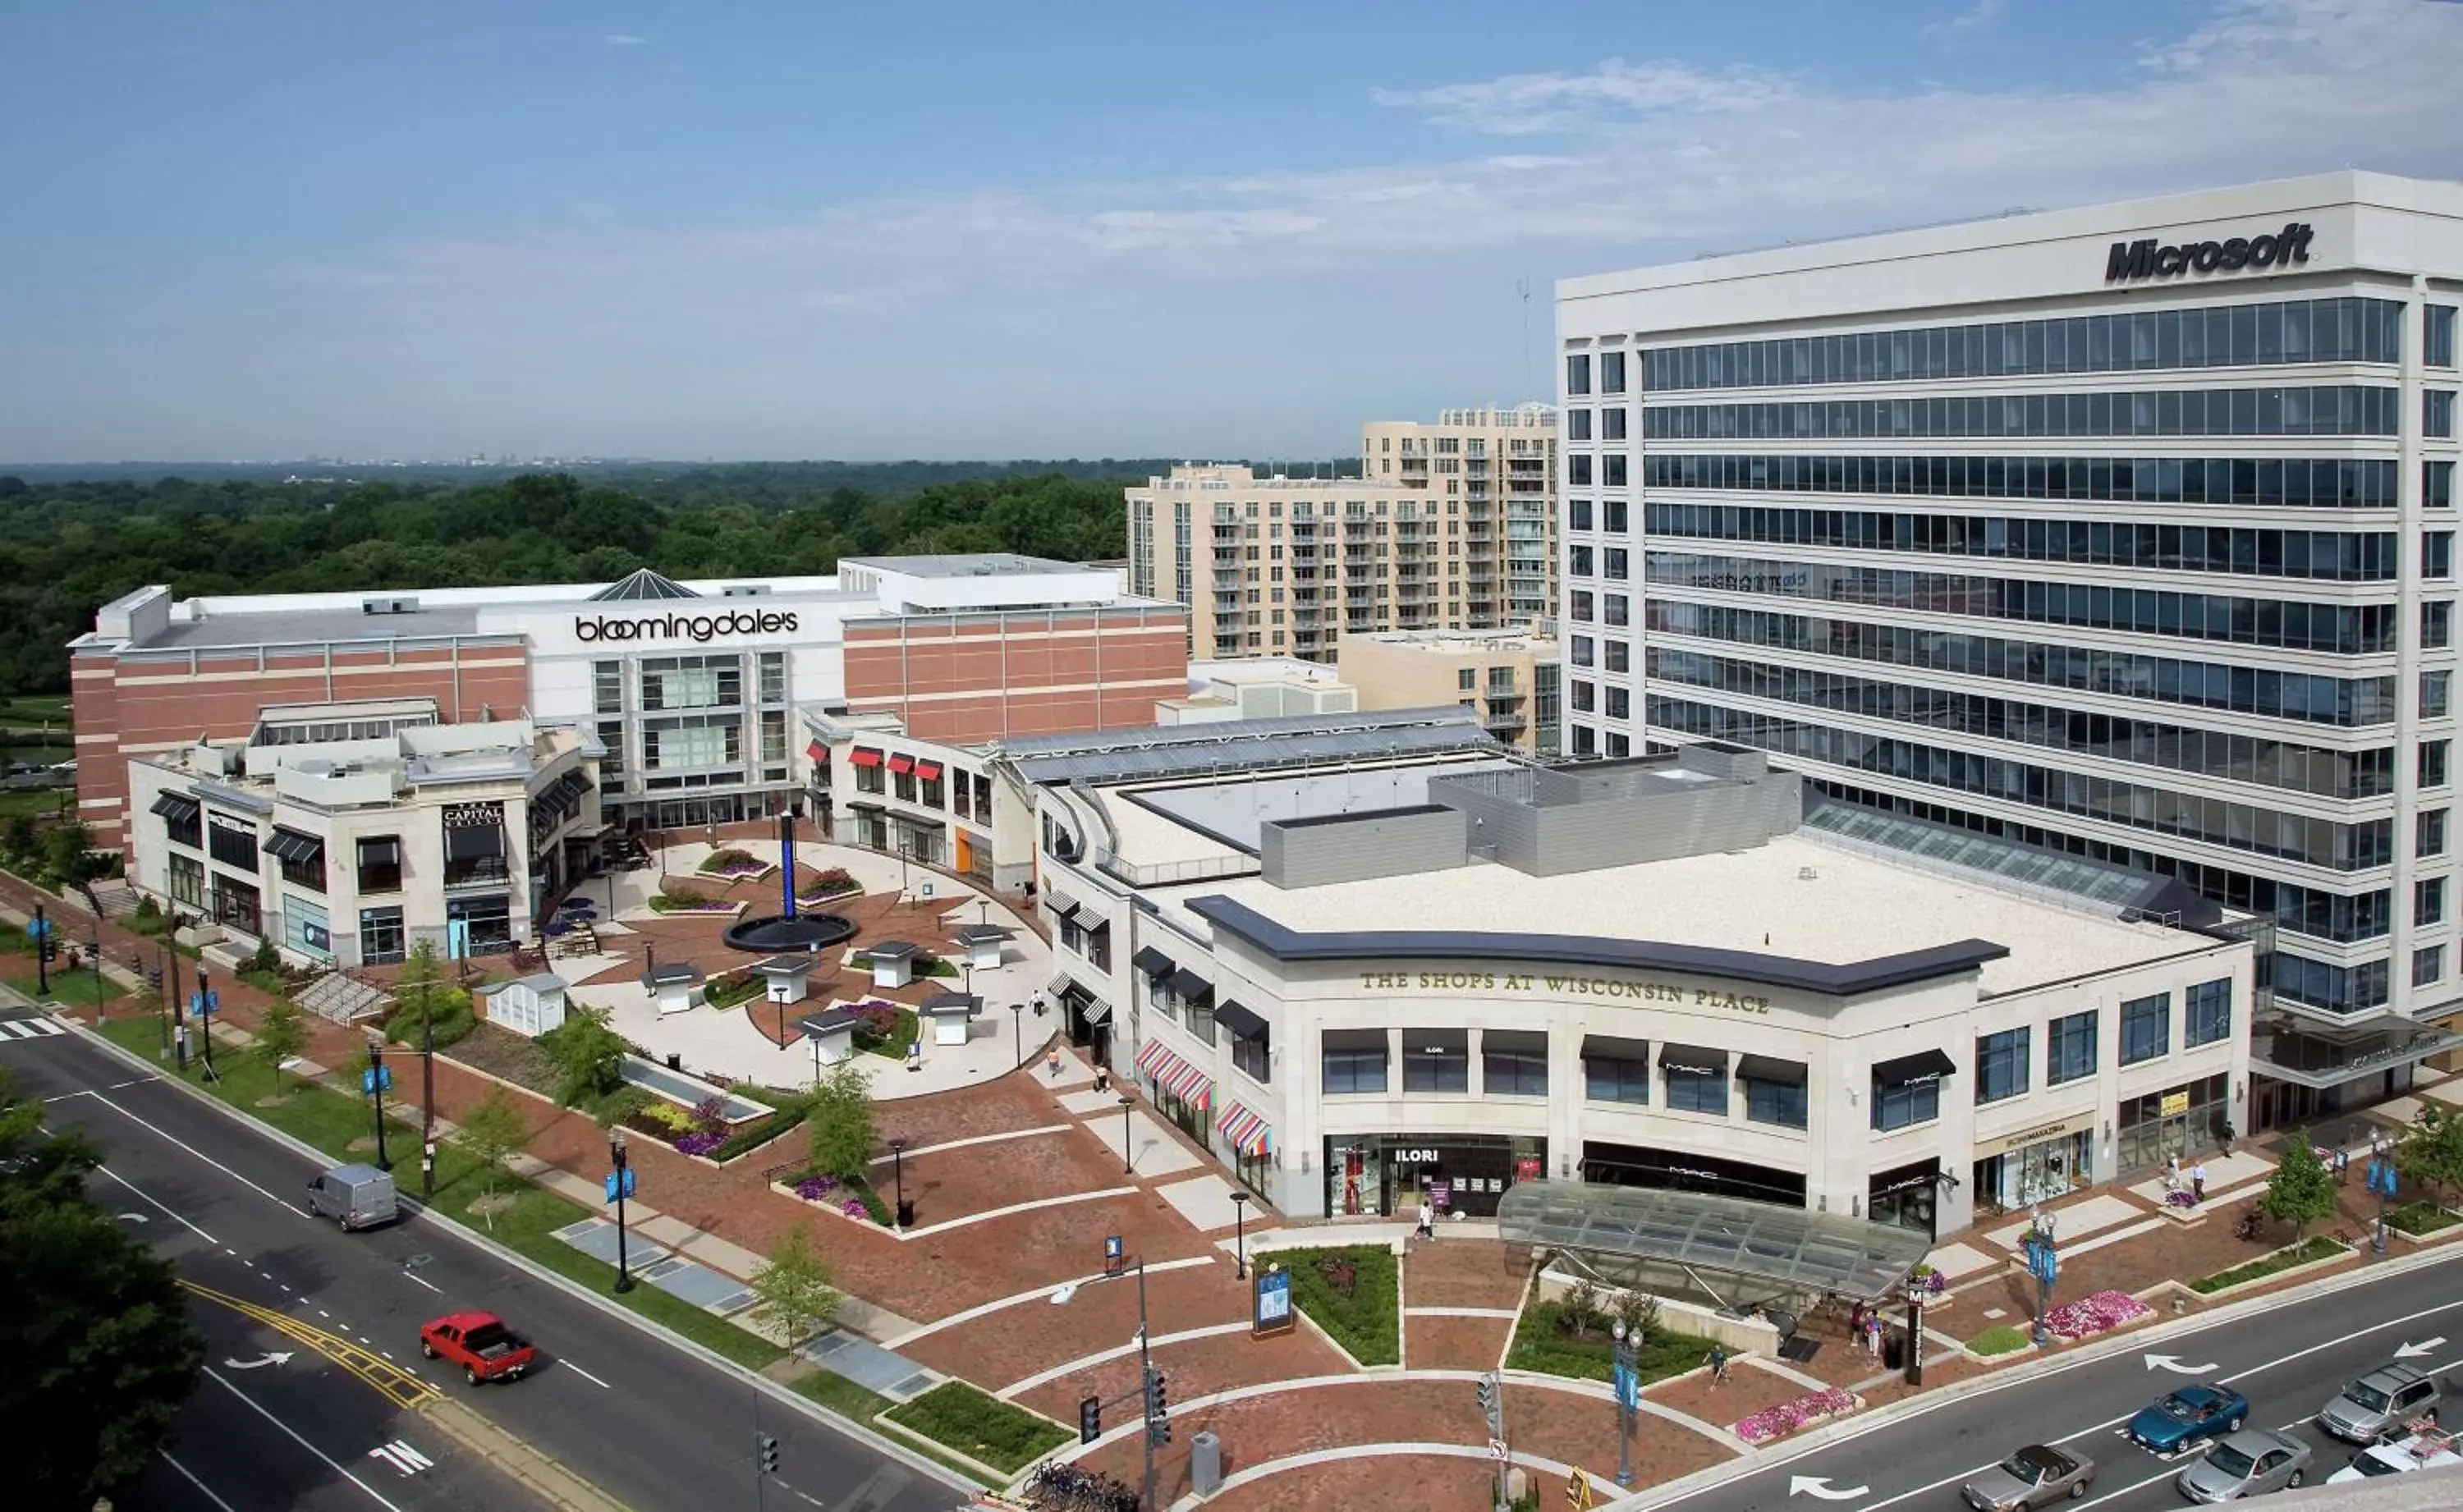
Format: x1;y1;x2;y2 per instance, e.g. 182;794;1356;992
1968;1325;2031;1357
1612;1287;1660;1343
699;847;763;875
1315;1253;1358;1295
798;867;858;900
249;938;282;976
1557;1280;1604;1341
640;1102;695;1134
881;1381;1071;1476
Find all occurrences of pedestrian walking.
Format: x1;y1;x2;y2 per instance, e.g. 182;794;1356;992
1704;1345;1731;1385
1030;991;1047;1019
2217;1121;2236;1157
1864;1311;1883;1357
1415;1198;1435;1241
2334;1147;2351;1184
1045;1047;1062;1078
2190;1157;2208;1205
2164;1154;2182;1193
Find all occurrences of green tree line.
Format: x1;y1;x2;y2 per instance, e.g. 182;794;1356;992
0;462;1171;697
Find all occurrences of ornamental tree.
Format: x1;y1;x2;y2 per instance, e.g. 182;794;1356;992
2257;1129;2339;1240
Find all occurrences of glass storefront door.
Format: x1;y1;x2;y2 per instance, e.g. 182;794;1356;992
2117;1073;2228;1175
1322;1134;1545;1219
1975;1132;2092;1214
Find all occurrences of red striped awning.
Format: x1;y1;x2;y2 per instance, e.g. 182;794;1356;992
805;740;828;763
849;748;883;767
1135;1039;1213;1111
888;754;915;775
1218;1102;1272;1158
914;760;943;781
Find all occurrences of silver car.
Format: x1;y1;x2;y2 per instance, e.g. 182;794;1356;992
2175;1429;2313;1502
2317;1363;2441;1444
1961;1444;2094;1511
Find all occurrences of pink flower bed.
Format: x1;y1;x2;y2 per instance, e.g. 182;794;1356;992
2043;1289;2153;1341
1733;1386;1858;1445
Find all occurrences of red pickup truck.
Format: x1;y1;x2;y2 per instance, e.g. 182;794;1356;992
420;1312;537;1385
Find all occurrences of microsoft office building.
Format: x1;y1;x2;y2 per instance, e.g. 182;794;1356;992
1557;172;2463;1123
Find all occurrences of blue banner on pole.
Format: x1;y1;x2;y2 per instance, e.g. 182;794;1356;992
26;919;50;939
603;1168;636;1203
2369;1157;2398;1198
1612;1363;1639;1409
360;1065;392;1095
190;988;219;1017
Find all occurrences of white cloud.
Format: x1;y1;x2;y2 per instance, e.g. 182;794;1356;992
1372;57;1797;135
603;33;649;48
1924;0;2009;40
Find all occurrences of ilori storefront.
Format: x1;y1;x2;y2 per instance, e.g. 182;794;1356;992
1323;1132;1548;1221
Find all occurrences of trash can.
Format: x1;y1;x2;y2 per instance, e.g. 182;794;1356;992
1883;1330;1906;1372
1190;1431;1223;1496
666;1053;683;1072
897;1199;915;1228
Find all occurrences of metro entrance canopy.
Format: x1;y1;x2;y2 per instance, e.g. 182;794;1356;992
1495;1180;1933;1303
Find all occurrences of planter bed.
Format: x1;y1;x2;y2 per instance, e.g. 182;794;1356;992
878;1381;1071;1476
2387;1201;2463;1239
1506;1300;1721;1387
773;1168;896;1228
1964;1324;2034;1363
1733;1387;1860;1446
647;896;745;916
2042;1289;2156;1341
2189;1236;2355;1297
1281;1244;1401;1367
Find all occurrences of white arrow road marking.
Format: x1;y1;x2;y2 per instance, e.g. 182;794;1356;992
117;1211;149;1223
2144;1354;2222;1372
368;1441;432;1477
222;1352;293;1370
2396;1337;2447;1358
1789;1476;1871;1501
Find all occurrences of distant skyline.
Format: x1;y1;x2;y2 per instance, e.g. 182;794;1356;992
4;0;2461;464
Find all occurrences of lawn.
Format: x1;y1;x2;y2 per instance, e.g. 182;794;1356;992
879;1381;1071;1475
2190;1235;2352;1294
1281;1244;1401;1367
0;695;71;729
5;969;126;1006
0;788;71;822
1966;1324;2033;1357
1504;1300;1722;1386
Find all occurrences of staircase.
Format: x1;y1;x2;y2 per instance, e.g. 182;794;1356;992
296;969;392;1027
84;878;142;922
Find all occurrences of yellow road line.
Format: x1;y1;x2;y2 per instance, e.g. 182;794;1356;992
181;1278;440;1410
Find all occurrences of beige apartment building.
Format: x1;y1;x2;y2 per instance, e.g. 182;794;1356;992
1126;405;1557;662
1337;625;1562;757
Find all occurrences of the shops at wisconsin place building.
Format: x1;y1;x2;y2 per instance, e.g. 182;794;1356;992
1022;711;2258;1240
1557;171;2463;1130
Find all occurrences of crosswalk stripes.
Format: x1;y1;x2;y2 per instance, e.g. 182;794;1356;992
0;1017;66;1039
367;1441;433;1478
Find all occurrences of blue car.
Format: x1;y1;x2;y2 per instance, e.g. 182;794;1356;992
2126;1384;2249;1455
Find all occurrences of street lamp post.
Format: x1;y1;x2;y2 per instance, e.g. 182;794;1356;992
2367;1142;2397;1256
367;1039;392;1171
196;967;217;1079
1230;1190;1250;1281
1051;1253;1158;1512
1011;1002;1024;1071
890;1136;912;1228
2023;1219;2058;1348
1118;1094;1135;1176
611;1129;635;1293
1611;1319;1640;1487
420;976;438;1199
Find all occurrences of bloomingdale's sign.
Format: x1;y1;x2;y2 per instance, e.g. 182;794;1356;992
2105;222;2313;283
574;609;799;644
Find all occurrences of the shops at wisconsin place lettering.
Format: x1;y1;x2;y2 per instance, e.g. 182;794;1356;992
1357;969;1771;1015
2105;222;2314;283
574;609;799;644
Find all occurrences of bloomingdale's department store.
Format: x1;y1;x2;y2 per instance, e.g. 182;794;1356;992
1039;739;2259;1239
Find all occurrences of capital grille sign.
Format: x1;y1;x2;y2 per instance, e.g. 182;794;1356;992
2105;222;2313;283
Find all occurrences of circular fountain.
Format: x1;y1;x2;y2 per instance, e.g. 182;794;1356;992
721;810;858;955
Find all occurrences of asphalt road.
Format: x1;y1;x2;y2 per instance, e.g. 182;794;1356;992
1649;1235;2463;1512
5;1015;971;1512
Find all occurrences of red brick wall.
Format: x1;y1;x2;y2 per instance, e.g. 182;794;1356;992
75;644;530;847
844;608;1188;743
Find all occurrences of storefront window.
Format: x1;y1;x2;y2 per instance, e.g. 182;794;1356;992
1871;1078;1940;1132
1868;1160;1940;1238
1402;1030;1468;1093
1975;1028;2031;1104
2117;1073;2228;1174
1482;1030;1548;1097
1582;1036;1650;1104
1324;1134;1544;1219
360;906;406;965
2185;978;2233;1047
2121;992;2172;1065
1743;1077;1809;1129
1321;1030;1387;1094
1662;1046;1729;1114
168;854;204;909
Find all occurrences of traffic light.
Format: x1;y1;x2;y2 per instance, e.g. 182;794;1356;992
1078;1395;1101;1445
1145;1372;1170;1446
1475;1374;1498;1418
755;1433;778;1475
39;932;57;964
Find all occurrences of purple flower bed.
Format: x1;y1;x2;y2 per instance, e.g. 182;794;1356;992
795;1175;838;1201
2163;1189;2199;1209
1734;1387;1858;1445
675;1131;724;1157
841;1198;867;1219
2043;1289;2153;1341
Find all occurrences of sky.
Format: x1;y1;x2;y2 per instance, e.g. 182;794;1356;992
3;0;2462;464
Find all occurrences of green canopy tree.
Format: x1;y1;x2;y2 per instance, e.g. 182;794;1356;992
804;1061;878;1181
746;1228;841;1352
2257;1129;2340;1240
253;997;310;1092
2396;1105;2463;1205
452;1088;532;1215
0;1067;206;1510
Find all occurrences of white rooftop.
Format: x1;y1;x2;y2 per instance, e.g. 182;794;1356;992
1151;827;2215;997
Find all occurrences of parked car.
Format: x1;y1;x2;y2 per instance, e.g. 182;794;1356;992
420;1312;536;1386
1961;1443;2095;1510
2328;1423;2463;1482
2128;1384;2250;1455
305;1163;398;1231
2175;1429;2314;1501
2319;1363;2442;1443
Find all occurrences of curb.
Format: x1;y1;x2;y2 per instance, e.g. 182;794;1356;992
1592;1229;2463;1510
61;1014;980;1498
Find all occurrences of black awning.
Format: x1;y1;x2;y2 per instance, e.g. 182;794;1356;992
893;813;947;832
1044;892;1081;919
356;836;401;866
264;828;324;864
1659;1043;1729;1077
149;792;200;823
1872;1048;1958;1088
844;799;885;813
1082;999;1113;1027
1131;946;1176;978
1167;968;1213;1004
1213;999;1268;1041
1735;1054;1809;1087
